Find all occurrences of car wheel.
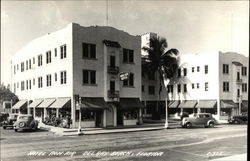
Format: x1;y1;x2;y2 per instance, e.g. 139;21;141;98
234;120;239;124
186;122;192;128
19;122;25;128
209;122;214;128
3;126;6;129
14;129;18;132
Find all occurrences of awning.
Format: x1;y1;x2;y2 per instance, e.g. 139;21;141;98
179;100;197;109
12;100;27;109
196;100;217;109
120;98;144;110
29;99;44;108
168;101;180;108
81;97;109;109
221;100;237;108
50;97;71;108
37;98;56;108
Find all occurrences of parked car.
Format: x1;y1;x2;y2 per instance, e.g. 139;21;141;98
2;113;18;129
13;114;39;132
181;113;216;128
228;115;248;124
0;112;10;126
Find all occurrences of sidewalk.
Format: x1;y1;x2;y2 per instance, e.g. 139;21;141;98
39;121;181;136
211;153;247;161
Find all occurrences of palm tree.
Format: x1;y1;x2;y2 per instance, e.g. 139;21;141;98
142;36;179;128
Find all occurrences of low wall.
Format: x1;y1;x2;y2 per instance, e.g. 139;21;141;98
123;119;138;126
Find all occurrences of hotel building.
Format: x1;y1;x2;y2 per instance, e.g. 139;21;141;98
11;23;143;128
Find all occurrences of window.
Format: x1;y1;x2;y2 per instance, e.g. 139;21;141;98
223;64;229;74
197;66;200;72
29;59;31;69
178;84;181;93
223;82;229;92
21;62;24;72
192;83;195;89
183;84;187;93
205;65;208;74
26;80;28;90
82;70;96;85
14;83;16;93
148;85;155;95
38;77;43;88
46;51;51;64
21;81;25;91
178;69;181;77
26;60;28;70
192;67;194;72
55;73;57;81
17;82;19;88
82;43;96;59
123;73;134;87
142;85;144;92
33;57;35;64
38;54;43;66
60;71;67;84
167;85;173;93
123;48;134;63
33;78;35;85
205;82;208;91
54;48;57;57
46;74;52;86
17;64;19;70
242;83;247;92
14;65;16;74
196;83;199;89
29;79;31;89
242;67;247;76
183;68;187;76
60;44;66;59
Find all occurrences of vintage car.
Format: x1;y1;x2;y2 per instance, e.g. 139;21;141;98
2;113;18;129
13;114;39;132
181;113;216;128
228;115;248;124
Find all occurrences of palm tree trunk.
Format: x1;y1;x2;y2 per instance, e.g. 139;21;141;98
162;72;170;129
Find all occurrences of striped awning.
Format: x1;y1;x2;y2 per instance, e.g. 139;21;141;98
168;101;180;108
196;100;217;109
179;100;197;109
12;100;27;109
37;98;56;108
29;99;44;108
50;98;71;108
221;100;237;108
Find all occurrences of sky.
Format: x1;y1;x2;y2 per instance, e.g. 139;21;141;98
1;0;249;85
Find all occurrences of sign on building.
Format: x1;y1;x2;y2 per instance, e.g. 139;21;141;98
119;72;130;81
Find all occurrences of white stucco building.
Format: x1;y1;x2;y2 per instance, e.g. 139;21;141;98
141;33;248;121
11;23;143;128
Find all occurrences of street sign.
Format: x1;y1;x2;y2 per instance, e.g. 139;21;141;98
119;72;130;81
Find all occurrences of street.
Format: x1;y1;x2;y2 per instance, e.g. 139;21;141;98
0;125;247;161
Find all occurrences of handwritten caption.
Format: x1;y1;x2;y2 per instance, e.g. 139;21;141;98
27;151;164;158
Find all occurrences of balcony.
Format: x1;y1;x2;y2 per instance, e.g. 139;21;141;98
107;66;119;74
108;90;119;98
236;79;242;84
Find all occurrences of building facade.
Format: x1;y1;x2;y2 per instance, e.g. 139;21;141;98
11;23;143;128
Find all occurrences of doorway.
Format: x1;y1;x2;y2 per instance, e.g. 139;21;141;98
95;110;103;127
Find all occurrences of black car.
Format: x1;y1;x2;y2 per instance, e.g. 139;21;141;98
228;115;248;124
2;113;18;129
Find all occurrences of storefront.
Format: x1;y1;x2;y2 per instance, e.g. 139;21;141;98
168;101;180;115
241;100;248;114
178;100;197;114
28;99;44;118
36;98;56;121
75;97;109;128
220;100;237;120
119;98;143;126
195;100;217;114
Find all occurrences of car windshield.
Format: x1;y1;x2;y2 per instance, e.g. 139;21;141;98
9;115;18;119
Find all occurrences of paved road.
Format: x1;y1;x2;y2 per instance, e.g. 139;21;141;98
0;125;247;161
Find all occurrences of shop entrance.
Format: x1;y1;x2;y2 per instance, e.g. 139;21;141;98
95;110;103;127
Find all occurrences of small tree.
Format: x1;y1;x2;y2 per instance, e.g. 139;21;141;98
0;84;19;112
142;36;179;128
